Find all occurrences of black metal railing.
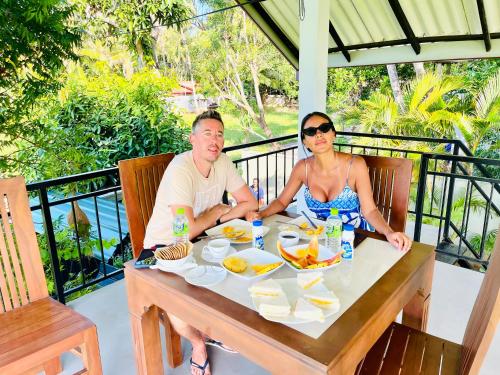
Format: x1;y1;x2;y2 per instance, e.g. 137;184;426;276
27;168;126;303
26;132;498;302
414;153;499;267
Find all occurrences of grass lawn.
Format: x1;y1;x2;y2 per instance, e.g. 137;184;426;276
181;106;298;147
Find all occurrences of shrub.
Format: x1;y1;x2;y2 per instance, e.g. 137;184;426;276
12;66;191;182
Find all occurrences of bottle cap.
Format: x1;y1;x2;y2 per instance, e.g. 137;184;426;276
176;208;185;215
330;208;339;215
253;219;263;226
343;224;354;231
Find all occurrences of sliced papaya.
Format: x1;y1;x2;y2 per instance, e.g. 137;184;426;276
323;251;344;265
296;257;309;269
308;235;319;259
306;254;320;265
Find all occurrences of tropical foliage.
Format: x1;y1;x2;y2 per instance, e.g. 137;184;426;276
8;65;191;181
340;70;500;155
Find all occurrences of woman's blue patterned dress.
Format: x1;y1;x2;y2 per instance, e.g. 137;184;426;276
303;156;374;231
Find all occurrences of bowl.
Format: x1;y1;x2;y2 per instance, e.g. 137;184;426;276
154;242;194;268
278;230;300;247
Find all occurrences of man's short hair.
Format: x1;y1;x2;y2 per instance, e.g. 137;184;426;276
192;110;224;133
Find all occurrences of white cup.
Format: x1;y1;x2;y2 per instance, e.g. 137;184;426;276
278;231;300;247
204;238;230;258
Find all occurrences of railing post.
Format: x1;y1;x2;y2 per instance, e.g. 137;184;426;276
414;154;429;242
443;143;459;241
39;187;66;304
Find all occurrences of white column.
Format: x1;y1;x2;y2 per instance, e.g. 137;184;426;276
296;0;330;212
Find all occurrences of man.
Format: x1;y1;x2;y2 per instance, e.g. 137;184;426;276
144;110;257;375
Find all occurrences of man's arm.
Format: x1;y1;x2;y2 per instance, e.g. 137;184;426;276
220;184;258;223
170;204;231;240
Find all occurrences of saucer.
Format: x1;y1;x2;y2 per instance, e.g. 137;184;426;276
184;265;227;287
202;246;237;263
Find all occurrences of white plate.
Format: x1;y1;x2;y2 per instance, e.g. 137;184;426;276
205;218;270;244
202;246;237;263
280;244;341;273
251;278;340;324
286;217;327;240
184;265;227;287
221;248;285;281
150;260;198;275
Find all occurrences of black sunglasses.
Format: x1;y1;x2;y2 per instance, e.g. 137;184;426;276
302;122;334;137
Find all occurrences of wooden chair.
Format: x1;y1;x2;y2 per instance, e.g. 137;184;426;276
362;155;413;233
0;176;102;375
118;153;175;258
118;153;183;368
357;224;500;374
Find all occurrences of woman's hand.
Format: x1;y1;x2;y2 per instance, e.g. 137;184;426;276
386;231;412;252
245;211;261;222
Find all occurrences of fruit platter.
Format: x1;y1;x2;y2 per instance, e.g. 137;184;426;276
277;236;342;273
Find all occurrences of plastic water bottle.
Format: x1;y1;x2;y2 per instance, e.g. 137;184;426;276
252;219;265;250
325;208;342;252
341;224;355;260
172;208;189;243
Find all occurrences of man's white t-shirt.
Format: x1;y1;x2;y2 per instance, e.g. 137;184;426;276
143;151;245;248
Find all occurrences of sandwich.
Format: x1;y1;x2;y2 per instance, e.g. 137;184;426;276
297;272;323;290
258;293;291;319
304;291;340;312
294;297;325;322
248;279;283;297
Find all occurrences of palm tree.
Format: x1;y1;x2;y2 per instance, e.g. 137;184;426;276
456;71;500;153
342;71;467;140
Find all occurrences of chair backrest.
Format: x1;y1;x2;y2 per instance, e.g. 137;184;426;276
0;176;48;313
460;225;500;374
361;155;413;233
119;153;175;257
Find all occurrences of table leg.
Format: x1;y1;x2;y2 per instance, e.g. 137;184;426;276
402;254;435;331
160;310;183;368
129;305;164;375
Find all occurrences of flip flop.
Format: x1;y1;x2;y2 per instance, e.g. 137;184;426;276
190;357;210;375
205;338;238;353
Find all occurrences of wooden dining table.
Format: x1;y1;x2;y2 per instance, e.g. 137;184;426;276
124;214;435;374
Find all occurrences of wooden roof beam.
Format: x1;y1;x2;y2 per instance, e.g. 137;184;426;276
388;0;421;55
476;0;491;51
328;21;350;62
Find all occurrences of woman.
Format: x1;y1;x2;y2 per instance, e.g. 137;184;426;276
245;111;411;251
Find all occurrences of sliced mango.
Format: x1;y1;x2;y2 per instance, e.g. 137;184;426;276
251;262;284;275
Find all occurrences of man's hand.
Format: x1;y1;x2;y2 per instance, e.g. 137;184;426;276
245;211;261;222
386;231;412;252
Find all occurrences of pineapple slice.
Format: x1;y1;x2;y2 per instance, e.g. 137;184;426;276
223;256;248;273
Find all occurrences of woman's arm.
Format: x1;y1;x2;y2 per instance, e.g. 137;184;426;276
245;160;306;221
354;157;412;251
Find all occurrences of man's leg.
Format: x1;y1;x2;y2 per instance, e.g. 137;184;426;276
167;313;211;375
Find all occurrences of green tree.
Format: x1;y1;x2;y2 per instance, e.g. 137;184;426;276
0;0;81;161
8;65;191;181
76;0;189;69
